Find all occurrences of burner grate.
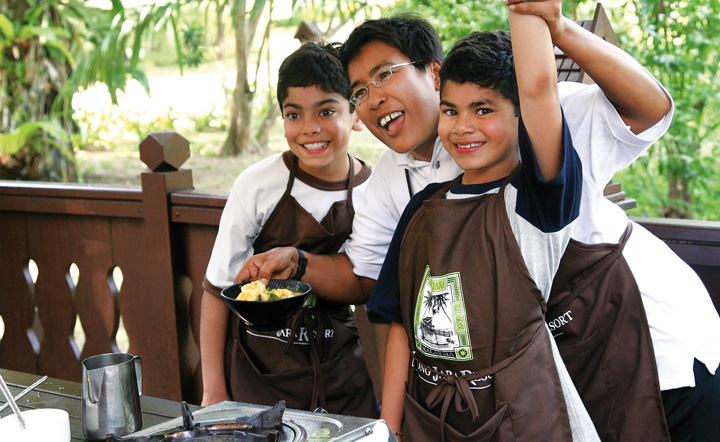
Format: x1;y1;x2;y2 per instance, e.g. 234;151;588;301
109;401;299;442
112;400;392;442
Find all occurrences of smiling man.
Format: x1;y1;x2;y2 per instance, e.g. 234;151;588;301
347;41;441;161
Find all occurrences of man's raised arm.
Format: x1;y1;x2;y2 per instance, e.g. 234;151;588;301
507;0;671;134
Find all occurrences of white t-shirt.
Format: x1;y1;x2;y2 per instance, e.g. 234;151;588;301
347;80;720;390
205;152;371;291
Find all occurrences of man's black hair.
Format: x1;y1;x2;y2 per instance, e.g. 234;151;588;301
340;13;443;75
439;31;520;116
277;41;354;115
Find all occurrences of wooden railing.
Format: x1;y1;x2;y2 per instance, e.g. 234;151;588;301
1;131;719;404
0;132;216;404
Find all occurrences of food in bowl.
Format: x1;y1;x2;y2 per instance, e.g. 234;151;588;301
221;279;312;331
236;280;301;301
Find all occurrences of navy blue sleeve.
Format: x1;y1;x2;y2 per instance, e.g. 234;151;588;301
366;182;446;323
512;111;582;233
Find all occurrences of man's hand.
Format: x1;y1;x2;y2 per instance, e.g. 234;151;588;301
235;247;299;285
507;0;671;133
505;0;566;40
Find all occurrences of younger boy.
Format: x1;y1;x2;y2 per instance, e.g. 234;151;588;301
368;12;587;440
199;41;377;418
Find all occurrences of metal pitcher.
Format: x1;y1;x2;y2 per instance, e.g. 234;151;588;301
82;353;143;441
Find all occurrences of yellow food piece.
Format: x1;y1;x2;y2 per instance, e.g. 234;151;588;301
236;291;258;301
236;280;265;301
236;281;300;301
269;288;296;299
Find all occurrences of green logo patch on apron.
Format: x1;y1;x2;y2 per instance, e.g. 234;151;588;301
414;266;473;361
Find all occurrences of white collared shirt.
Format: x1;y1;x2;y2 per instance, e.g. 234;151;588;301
345;137;462;280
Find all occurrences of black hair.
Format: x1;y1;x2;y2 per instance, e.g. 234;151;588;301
277;41;354;115
439;31;519;116
340;12;443;74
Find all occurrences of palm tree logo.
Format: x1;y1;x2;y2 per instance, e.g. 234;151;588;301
424;291;453;322
419;289;454;347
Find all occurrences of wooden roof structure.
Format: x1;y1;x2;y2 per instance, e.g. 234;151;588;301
294;21;324;42
557;3;620;84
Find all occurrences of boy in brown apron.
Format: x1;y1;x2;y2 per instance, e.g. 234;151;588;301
368;13;590;441
199;41;377;418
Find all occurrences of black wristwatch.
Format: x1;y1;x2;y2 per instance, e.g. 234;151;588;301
293;248;307;281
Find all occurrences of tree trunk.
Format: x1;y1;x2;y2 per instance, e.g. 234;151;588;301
223;87;255;155
211;0;233;120
255;101;280;148
666;171;692;219
222;0;250;155
221;0;272;156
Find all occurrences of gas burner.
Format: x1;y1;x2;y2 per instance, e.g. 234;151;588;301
109;401;295;442
109;400;392;442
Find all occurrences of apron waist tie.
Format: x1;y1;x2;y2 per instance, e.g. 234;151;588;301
283;306;330;411
418;325;543;442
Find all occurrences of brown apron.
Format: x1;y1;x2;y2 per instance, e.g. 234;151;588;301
224;151;377;418
547;223;670;441
397;169;572;442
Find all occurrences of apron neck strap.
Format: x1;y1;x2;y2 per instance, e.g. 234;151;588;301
405;169;413;199
346;154;355;209
283;151;299;197
283;152;356;206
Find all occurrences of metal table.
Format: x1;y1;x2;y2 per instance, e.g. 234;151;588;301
0;368;197;441
1;368;392;441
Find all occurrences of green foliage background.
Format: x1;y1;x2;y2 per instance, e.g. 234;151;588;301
2;0;718;219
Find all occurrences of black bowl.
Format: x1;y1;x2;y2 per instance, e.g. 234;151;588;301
220;279;312;332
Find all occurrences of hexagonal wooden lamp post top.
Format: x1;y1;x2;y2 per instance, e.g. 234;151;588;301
140;131;190;172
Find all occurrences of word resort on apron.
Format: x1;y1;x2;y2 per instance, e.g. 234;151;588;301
224;151;377;418
397;169;572;442
548;222;670;441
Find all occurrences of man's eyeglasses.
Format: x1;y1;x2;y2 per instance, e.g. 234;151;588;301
349;60;423;106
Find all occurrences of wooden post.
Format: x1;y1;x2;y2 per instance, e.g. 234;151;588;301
0;213;39;373
122;131;193;400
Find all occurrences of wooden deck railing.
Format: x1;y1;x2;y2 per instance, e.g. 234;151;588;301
1;131;719;404
0;132;214;403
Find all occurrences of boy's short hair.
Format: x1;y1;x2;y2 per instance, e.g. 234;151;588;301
440;31;519;116
340;13;443;74
277;41;353;115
